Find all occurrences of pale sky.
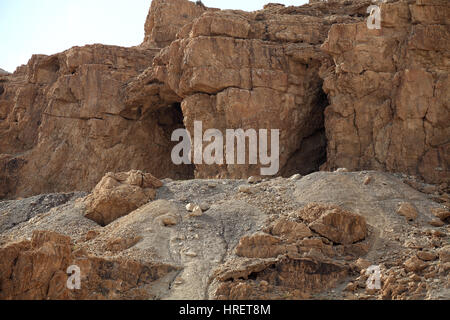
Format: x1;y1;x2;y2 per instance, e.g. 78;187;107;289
0;0;308;73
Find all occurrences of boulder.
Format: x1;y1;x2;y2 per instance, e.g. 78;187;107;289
299;204;368;245
83;170;163;226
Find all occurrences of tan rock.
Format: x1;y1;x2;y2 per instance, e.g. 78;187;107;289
397;202;419;221
0;231;176;300
439;246;450;263
83;170;162;226
235;232;287;259
429;219;445;227
304;204;368;245
355;258;372;271
189;205;203;218
271;218;312;242
85;230;99;241
431;208;450;221
238;186;254;194
160;214;178;227
416;251;437;261
404;256;428;273
248;176;262;184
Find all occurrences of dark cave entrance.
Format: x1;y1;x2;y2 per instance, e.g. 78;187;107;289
280;87;328;177
154;102;195;179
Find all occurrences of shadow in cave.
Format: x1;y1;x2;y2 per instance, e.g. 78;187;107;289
280;87;329;177
153;102;195;180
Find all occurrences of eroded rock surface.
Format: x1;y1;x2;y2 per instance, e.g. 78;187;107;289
1;171;448;300
0;0;449;301
1;0;448;200
0;230;177;300
83;170;163;226
321;0;450;184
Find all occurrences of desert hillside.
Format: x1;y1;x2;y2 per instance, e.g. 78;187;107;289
0;0;448;301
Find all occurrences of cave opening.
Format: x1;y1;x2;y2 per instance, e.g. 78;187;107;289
280;86;328;177
154;102;195;180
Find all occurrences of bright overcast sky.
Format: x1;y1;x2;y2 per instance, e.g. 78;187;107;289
0;0;308;73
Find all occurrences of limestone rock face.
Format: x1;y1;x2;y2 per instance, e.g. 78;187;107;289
0;43;194;199
0;230;176;300
1;0;448;196
125;1;368;179
321;0;450;184
143;0;209;48
301;204;368;245
83;170;163;226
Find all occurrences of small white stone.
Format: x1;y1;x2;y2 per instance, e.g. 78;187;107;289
248;176;262;184
184;251;198;257
190;205;203;217
289;174;302;181
335;168;349;173
186;203;196;212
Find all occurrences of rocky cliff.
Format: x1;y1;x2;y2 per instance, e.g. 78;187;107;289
0;0;449;301
0;0;448;200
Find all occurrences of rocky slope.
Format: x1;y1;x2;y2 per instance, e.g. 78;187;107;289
0;171;448;300
0;0;449;300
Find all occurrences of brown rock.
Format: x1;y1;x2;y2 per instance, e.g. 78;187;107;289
83;170;162;226
235;232;289;259
431;208;450;221
0;231;176;300
429;219;445;227
397;202;419;221
439;246;450;263
0;43;192;200
404;256;428;273
270;218;312;242
85;230;99;241
355;258;372;271
416;251;437;261
302;204;368;245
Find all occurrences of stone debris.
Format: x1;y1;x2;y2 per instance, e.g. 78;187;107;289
0;0;449;302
